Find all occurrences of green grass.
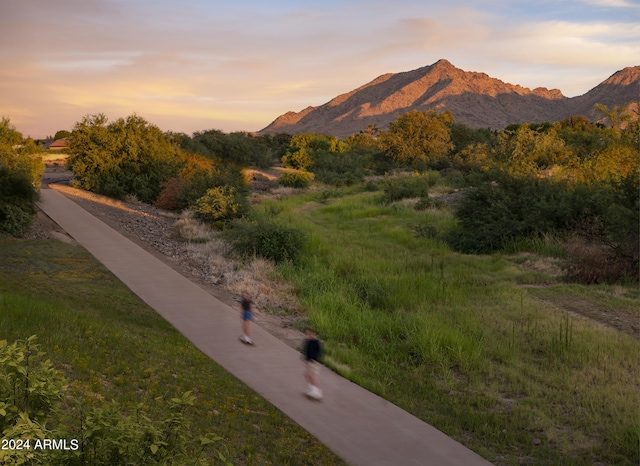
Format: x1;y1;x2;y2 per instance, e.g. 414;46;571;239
0;239;345;465
255;187;640;465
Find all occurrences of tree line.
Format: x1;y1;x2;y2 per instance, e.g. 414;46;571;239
1;104;637;281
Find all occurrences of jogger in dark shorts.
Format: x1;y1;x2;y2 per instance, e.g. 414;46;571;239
302;328;322;399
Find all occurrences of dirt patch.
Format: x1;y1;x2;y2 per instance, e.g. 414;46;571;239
523;287;639;339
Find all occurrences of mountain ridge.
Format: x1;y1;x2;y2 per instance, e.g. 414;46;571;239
259;60;639;137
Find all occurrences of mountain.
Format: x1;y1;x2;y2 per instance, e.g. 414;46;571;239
259;60;640;137
565;66;640;118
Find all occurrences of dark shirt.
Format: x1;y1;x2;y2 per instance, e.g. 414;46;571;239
304;338;321;362
241;298;252;312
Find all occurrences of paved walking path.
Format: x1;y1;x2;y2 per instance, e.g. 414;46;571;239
38;185;493;466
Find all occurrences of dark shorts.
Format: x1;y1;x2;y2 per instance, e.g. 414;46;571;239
242;310;253;321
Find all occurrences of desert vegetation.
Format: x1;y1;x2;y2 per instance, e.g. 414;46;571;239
0;117;44;236
249;180;637;465
1;104;638;464
208;106;638;464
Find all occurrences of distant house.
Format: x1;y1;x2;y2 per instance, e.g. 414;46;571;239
48;138;69;151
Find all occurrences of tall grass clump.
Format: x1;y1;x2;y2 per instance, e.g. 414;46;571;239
223;218;307;264
380;173;432;203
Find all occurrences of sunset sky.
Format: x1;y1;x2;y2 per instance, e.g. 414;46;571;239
1;0;638;139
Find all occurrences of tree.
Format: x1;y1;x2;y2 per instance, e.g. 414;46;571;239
0;116;23;146
0;117;43;236
190;129;274;168
53;130;71;140
66;114;181;202
493;124;575;177
593;103;633;137
378;110;454;167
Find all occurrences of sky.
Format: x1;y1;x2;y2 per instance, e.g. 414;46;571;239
1;0;638;139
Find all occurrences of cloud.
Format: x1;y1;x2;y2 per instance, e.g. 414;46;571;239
1;0;637;137
581;0;640;8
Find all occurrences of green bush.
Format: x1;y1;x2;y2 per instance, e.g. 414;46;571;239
0;204;34;236
446;176;617;253
414;197;444;210
224;219;307;264
412;223;438;238
0;336;228;466
66;114;181;203
278;171;314;188
193;185;247;224
0;163;39;236
380;174;431;203
0;336;66;434
188;129;275;168
176;155;247;208
282;148;313;171
310;150;369;186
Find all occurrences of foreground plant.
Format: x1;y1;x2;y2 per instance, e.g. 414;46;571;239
0;336;230;466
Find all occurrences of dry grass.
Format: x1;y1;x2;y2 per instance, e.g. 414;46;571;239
175;216;215;242
42;152;69;162
223;258;298;313
176;216;299;314
566;235;637;284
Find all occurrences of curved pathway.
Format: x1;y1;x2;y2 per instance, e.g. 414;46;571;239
38;185;493;466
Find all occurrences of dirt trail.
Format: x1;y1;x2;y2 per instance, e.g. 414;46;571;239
521;284;639;339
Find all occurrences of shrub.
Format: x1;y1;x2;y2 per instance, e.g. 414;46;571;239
154;177;188;211
282;147;313;171
177;155;247;208
446;175;632;256
278;171;314;188
414;197;444;210
380;174;431;203
189;129;275;168
224;219;307;264
193;185;247;224
412;223;438;238
0;336;227;465
565;236;638;284
0;167;38;236
0;336;66;433
0;204;34;236
310;150;369;186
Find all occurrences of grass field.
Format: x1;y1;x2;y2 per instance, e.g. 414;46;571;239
252;185;639;465
0;238;345;465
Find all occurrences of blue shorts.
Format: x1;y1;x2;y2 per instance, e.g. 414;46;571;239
242;310;253;321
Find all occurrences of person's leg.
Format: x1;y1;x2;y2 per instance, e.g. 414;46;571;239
242;313;253;343
308;362;322;399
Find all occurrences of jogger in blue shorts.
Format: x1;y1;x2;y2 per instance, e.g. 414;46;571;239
240;293;254;345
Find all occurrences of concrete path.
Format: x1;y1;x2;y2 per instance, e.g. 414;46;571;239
37;185;493;466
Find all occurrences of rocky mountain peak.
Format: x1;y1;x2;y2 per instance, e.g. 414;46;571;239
259;61;639;137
